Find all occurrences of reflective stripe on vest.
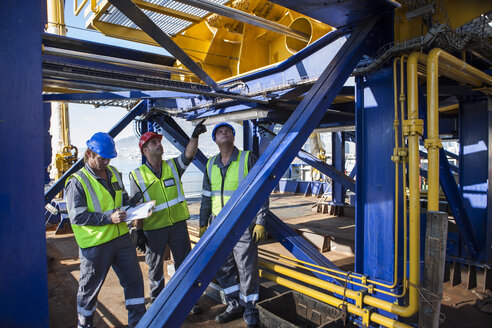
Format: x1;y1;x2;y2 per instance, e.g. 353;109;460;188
68;166;128;249
130;159;189;231
207;151;249;216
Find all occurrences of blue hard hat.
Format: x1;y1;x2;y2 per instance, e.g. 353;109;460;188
86;132;117;159
212;122;235;141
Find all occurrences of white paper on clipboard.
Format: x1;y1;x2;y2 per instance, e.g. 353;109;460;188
124;200;156;221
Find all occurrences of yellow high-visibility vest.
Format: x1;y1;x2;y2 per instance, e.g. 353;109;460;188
67;166;128;249
130;159;189;231
207;151;249;216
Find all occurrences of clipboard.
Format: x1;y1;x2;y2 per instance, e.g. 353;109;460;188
124;200;156;221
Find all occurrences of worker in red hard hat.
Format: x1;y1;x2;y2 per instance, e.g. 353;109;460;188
65;132;145;328
200;122;268;328
129;120;206;313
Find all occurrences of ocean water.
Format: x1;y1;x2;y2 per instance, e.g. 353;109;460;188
111;157;204;197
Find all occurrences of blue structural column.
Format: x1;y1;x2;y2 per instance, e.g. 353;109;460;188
459;97;491;263
332;132;346;203
355;67;398;289
243;120;259;157
0;1;49;326
44;103;52;184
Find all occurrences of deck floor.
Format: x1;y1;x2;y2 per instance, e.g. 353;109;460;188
46;194;491;327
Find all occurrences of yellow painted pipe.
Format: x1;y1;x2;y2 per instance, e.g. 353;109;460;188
426;48;492;212
426;49;442;212
259;258;416;317
402;52;427;317
258;248;403;296
259;270;412;328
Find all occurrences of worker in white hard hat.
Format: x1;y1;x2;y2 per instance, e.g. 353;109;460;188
199;122;268;328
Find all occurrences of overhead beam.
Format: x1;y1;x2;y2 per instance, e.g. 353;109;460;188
42;89;268;104
107;0;222;92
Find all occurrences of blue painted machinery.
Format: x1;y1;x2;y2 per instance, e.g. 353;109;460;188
2;0;492;327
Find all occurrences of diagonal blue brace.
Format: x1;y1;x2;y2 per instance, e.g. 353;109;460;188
297;150;355;192
438;147;478;255
107;0;222;92
253;122;355;191
349;166;357;179
137;18;378;328
420;149;458;173
265;210;343;285
44;100;147;204
151;114;208;173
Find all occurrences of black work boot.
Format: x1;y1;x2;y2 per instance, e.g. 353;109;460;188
215;310;243;323
190;305;202;314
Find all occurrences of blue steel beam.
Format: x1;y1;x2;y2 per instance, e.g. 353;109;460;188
265;210;343;284
42;33;176;67
107;0;222;92
150;114;208;173
44;101;148;204
332;132;346;203
269;0;396;28
420;149;458;173
0;0;49;325
297;150;355;192
349;166;357;179
439;149;478;255
137;19;378;328
253;122;356;191
43;90;268;105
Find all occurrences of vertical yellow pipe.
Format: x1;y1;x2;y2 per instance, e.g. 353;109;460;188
392;58;401;289
404;52;427;317
426;48;443;211
400;55;408;291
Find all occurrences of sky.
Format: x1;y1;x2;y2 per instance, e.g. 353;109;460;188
62;1;173;149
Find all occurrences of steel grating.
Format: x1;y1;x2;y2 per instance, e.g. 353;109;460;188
100;0;230;35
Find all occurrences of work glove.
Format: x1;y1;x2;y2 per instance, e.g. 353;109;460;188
252;224;266;243
136;229;148;253
199;226;208;238
192;119;207;138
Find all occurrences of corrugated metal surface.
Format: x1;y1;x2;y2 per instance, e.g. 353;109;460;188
99;0;230;35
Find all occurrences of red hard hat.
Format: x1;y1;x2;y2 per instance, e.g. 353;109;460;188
139;132;163;153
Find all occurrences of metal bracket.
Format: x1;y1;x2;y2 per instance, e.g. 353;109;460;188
362;306;374;327
391;147;408;163
424;137;443;149
355;289;366;309
402;118;424;136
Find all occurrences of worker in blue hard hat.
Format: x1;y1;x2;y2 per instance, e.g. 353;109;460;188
129;120;207;312
200;122;268;328
65;132;146;328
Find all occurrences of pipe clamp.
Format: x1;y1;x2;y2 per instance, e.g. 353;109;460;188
402;119;423;136
424;138;442;149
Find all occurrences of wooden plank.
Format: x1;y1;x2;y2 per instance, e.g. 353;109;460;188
419;211;448;328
